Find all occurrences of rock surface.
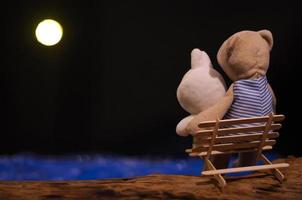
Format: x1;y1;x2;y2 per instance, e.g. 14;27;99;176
0;157;301;200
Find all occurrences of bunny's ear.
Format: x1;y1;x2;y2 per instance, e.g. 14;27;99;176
258;30;273;50
191;48;212;69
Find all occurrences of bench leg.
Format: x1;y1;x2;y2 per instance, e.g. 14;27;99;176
204;158;227;188
260;154;285;182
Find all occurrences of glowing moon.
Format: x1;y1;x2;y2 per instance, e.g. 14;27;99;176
35;19;63;46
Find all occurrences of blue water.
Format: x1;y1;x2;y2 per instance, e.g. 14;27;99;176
0;152;279;181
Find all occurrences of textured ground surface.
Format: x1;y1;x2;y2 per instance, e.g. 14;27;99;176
0;157;301;200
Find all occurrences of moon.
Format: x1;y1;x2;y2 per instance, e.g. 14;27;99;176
35;19;63;46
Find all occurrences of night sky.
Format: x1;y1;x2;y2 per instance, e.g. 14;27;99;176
1;1;301;156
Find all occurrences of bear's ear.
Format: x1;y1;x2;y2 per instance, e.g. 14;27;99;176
258;30;273;50
225;36;239;60
217;35;238;68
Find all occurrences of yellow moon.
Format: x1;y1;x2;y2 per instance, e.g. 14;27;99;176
35;19;63;46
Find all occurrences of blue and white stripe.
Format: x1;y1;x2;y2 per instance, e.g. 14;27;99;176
224;76;273;122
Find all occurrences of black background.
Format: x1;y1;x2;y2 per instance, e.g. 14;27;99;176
1;0;301;157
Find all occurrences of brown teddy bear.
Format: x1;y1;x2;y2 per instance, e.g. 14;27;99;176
186;30;277;169
213;30;277;168
217;30;276;116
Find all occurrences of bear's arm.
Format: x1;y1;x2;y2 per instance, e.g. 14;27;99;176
186;84;234;135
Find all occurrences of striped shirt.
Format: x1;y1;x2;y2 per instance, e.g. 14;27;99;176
224;76;273;124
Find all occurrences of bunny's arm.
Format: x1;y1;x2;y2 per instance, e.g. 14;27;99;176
176;115;194;136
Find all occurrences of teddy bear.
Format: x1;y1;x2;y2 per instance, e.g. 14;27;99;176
176;48;227;136
217;30;276;115
211;29;277;168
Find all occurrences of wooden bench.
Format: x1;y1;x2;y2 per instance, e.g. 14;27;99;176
185;113;289;188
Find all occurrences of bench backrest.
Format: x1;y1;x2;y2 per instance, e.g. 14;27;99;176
190;114;285;157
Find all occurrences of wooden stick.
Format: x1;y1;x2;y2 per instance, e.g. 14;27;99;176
205;117;219;160
194;132;279;144
198;114;285;128
202;163;289;175
204;158;226;188
192;140;276;153
256;113;274;159
260;154;287;182
196;124;281;136
193;146;272;157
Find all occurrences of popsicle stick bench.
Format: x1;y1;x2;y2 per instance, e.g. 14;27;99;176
185;113;289;188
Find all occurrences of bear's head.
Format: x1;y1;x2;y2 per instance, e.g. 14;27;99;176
217;30;273;81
